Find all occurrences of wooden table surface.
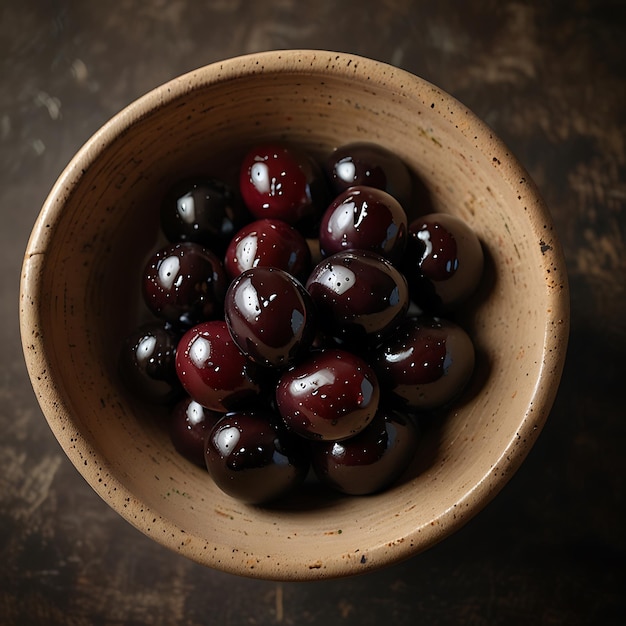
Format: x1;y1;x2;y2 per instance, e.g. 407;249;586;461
1;1;624;624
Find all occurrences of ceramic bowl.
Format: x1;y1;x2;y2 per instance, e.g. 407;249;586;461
20;50;569;580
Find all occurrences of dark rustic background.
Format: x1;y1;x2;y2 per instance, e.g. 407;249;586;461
1;1;624;624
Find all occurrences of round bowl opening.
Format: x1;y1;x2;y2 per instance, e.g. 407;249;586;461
20;50;569;580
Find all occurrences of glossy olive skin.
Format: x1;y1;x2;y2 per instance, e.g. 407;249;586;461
204;410;310;504
319;185;408;265
118;321;182;404
142;242;228;327
239;142;328;226
224;267;317;368
160;177;249;255
305;250;409;344
224;218;312;282
324;142;413;207
372;315;475;411
175;320;263;412
403;213;484;313
169;396;222;467
311;409;420;495
122;142;487;503
276;348;380;441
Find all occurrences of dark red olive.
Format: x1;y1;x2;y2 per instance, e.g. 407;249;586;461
372;315;475;410
239;142;327;226
142;242;227;327
311;409;420;495
324;141;413;207
305;250;409;344
169;396;222;467
403;213;484;313
204;410;310;504
224;266;317;368
118;320;182;404
276;348;380;441
224;218;312;282
160;177;249;254
175;320;263;412
319;185;408;265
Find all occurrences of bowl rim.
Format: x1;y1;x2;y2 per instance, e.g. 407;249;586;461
20;49;570;580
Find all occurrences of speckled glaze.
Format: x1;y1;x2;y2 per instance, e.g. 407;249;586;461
19;50;569;581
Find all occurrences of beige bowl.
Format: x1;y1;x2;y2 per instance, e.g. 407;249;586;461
20;50;569;580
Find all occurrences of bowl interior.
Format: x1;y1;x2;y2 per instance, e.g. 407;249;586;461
20;50;569;580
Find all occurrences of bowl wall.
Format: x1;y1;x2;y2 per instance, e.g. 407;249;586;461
20;50;569;580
